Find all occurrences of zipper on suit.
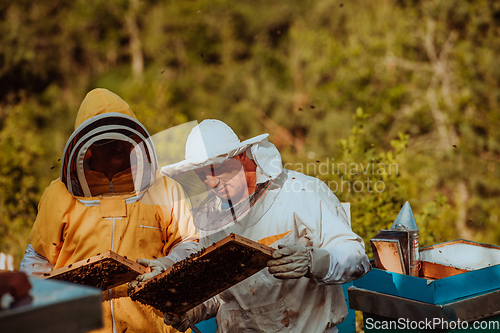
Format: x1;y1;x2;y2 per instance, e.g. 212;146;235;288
109;289;118;333
107;216;121;333
111;217;116;251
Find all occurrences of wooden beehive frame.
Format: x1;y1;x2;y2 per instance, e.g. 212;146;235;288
43;251;148;290
422;239;500;251
419;260;470;280
356;239;500;305
129;233;274;315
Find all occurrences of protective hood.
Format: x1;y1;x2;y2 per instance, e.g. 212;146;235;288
61;88;158;197
161;119;283;184
158;120;284;232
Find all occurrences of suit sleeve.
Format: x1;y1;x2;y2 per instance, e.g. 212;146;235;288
162;177;199;260
29;180;72;265
19;244;54;275
293;180;371;284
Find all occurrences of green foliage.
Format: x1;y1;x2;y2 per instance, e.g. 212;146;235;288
0;0;499;271
0;96;64;264
313;108;453;256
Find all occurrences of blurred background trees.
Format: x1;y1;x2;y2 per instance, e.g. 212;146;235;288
1;0;499;265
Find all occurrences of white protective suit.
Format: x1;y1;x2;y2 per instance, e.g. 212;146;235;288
165;134;371;333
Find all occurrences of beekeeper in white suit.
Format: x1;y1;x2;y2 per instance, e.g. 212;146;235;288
160;119;371;333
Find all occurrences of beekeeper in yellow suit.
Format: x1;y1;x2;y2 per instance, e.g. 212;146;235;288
20;88;198;333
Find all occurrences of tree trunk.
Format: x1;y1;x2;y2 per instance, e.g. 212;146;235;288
125;0;144;78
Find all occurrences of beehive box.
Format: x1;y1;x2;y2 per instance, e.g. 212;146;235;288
43;251;148;290
0;277;102;333
129;233;274;315
353;239;500;304
349;286;500;328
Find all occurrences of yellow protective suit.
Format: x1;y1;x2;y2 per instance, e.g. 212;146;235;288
29;89;198;333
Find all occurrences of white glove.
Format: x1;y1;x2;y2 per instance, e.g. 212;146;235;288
164;311;194;332
129;257;175;289
267;245;330;279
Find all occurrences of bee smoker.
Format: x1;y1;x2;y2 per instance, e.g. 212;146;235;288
390;201;420;276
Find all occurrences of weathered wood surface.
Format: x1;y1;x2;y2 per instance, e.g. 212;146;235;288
419;260;470;280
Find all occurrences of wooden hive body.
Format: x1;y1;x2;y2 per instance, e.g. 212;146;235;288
354;239;500;304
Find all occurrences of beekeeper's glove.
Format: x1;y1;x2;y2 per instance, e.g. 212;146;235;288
267;245;330;279
164;311;194;332
128;257;175;289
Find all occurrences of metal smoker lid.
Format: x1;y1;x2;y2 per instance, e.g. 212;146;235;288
390;201;418;231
